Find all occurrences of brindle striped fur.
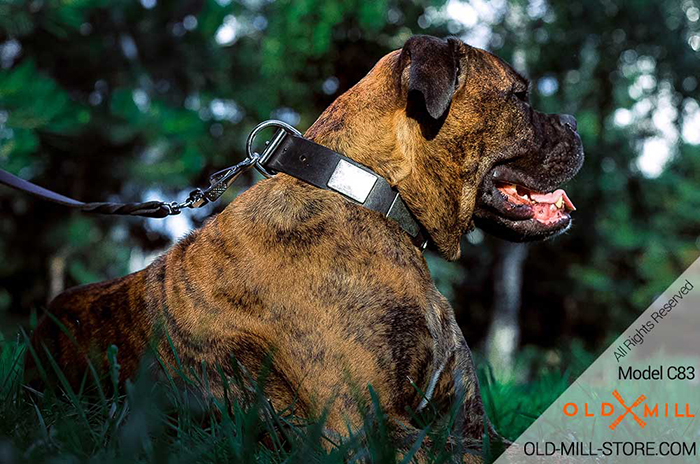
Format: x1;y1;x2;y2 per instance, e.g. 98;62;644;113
27;36;560;461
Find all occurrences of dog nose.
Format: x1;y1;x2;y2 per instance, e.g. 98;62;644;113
559;114;577;132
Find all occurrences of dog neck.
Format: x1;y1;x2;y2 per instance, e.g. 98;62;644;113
303;52;478;260
305;110;471;260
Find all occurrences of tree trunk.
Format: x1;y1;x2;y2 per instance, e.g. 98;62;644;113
485;241;528;380
47;249;68;303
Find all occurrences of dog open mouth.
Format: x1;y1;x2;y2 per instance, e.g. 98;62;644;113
496;182;575;224
473;172;577;242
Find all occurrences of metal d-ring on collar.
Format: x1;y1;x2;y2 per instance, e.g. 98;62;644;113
246;119;302;178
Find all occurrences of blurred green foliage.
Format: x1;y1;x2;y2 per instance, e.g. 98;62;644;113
0;0;699;362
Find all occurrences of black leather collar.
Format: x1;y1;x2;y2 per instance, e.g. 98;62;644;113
258;132;429;250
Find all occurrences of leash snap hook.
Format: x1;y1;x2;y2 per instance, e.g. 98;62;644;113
167;120;303;215
179;155;260;212
246;120;302;178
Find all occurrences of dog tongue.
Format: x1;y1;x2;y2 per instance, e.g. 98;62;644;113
530;189;576;211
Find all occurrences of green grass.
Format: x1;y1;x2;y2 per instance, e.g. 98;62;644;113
0;331;581;463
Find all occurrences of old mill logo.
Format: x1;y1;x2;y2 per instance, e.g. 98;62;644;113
609;390;646;430
563;389;694;430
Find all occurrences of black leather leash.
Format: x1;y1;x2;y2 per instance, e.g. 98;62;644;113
0;120;429;249
0;169;175;218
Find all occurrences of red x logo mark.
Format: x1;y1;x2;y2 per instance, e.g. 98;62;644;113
609;389;646;430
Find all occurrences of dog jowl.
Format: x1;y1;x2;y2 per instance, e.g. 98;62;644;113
29;35;583;460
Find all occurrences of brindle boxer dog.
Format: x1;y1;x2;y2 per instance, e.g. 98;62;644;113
29;35;583;460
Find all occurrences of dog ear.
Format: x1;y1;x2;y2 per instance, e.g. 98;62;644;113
398;35;460;122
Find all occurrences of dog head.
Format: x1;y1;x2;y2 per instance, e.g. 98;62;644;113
306;35;584;260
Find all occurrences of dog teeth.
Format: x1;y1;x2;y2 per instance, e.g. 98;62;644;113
555;196;564;209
